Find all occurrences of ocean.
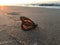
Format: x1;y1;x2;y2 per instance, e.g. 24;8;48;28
32;6;60;9
20;4;60;9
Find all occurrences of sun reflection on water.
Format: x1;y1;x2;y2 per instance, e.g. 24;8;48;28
0;6;8;10
0;6;9;15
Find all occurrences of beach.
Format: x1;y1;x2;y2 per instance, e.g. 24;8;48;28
0;6;60;45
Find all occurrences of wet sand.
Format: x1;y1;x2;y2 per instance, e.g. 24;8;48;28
0;6;60;45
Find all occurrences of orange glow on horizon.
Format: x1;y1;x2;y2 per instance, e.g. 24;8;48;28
0;6;9;15
0;6;8;10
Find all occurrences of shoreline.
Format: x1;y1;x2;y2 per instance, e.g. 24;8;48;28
1;6;60;9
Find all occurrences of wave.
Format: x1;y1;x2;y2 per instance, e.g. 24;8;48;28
31;3;60;6
22;3;60;9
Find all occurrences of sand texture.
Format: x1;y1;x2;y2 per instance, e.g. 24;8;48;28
0;6;60;45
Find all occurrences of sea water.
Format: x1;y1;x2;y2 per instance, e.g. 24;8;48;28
34;6;60;9
21;4;60;9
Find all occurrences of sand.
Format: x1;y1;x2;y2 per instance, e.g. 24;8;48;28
0;6;60;45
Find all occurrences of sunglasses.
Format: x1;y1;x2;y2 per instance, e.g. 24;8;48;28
20;16;37;31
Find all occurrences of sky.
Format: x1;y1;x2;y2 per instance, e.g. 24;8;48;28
0;0;60;5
